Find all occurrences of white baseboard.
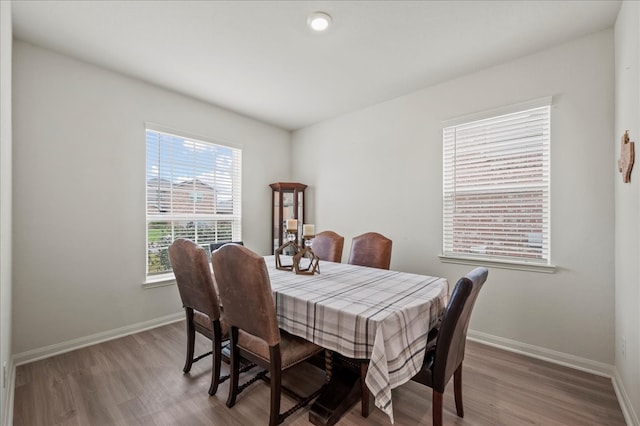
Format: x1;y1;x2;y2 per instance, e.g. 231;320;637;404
12;312;184;367
5;312;183;426
467;330;640;425
467;329;613;377
6;321;636;426
613;367;640;426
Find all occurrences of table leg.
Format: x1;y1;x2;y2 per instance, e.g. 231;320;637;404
360;362;371;417
308;362;361;426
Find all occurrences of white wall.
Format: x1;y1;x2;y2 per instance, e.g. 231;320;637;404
614;1;640;423
7;14;636;425
292;30;615;368
0;1;12;423
12;40;291;356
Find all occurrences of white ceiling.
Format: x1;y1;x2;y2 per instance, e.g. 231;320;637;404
11;1;621;130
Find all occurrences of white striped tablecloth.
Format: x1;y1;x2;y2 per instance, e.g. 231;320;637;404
264;256;449;423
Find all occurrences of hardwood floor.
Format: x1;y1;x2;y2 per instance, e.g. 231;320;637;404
13;321;626;425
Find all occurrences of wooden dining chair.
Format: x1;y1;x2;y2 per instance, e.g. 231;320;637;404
311;231;344;262
409;267;488;426
348;232;392;269
210;240;243;253
168;238;229;396
212;244;326;426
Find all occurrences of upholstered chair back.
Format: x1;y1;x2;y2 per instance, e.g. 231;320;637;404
169;238;221;321
348;232;392;270
312;230;344;263
432;267;487;391
212;244;281;347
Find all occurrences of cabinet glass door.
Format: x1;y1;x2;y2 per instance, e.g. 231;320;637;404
270;182;307;254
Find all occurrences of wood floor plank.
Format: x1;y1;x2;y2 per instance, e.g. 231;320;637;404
13;322;626;425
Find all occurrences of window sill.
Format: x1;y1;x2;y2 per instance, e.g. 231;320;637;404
439;254;556;274
143;274;176;289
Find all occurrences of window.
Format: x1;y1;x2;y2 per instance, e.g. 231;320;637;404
442;99;551;267
146;126;242;277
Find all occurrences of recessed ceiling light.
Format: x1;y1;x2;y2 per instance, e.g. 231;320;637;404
307;12;332;32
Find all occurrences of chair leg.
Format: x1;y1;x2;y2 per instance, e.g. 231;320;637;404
432;390;443;426
360;362;370;417
269;346;282;426
226;327;240;408
208;321;222;396
183;308;195;374
454;364;464;417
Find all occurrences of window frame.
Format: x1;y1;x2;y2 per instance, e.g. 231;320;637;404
440;97;555;273
144;124;242;286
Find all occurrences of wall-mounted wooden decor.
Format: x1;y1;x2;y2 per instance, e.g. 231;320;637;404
618;130;635;183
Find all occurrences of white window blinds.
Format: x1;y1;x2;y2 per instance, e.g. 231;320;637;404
146;127;242;276
443;102;550;264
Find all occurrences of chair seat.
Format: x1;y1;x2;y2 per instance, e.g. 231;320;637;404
426;324;439;351
238;329;323;369
411;349;436;386
194;309;229;338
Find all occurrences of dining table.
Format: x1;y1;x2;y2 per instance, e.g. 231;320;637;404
264;255;449;425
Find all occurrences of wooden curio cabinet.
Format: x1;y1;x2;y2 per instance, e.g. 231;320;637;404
270;182;306;254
